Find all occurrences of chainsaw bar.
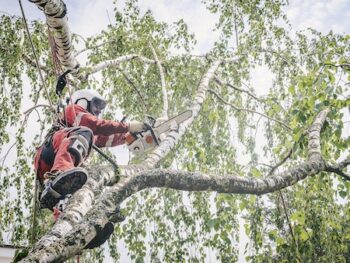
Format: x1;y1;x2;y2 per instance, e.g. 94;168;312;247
154;110;192;135
127;110;192;155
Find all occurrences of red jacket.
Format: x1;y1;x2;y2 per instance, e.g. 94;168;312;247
34;104;129;180
64;104;129;147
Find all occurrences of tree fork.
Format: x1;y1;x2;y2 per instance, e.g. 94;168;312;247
20;109;331;262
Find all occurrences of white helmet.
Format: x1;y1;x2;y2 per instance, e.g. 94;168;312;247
71;89;106;115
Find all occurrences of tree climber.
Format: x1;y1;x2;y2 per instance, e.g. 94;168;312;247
34;89;145;211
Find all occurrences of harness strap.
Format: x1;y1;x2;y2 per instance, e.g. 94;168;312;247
39;124;63;167
73;112;87;126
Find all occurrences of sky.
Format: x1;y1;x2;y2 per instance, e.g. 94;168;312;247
1;0;350;262
4;0;350;53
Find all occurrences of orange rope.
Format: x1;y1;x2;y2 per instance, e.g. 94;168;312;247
47;26;61;77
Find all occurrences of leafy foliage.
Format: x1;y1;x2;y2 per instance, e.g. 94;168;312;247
0;0;350;262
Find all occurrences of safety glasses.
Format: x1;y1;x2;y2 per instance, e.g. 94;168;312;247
91;97;107;110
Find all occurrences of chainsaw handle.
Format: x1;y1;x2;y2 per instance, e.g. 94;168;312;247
143;122;152;131
145;115;156;127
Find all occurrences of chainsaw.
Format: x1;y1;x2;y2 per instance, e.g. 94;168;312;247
126;110;192;155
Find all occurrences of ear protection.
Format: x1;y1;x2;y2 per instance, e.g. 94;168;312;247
76;99;88;110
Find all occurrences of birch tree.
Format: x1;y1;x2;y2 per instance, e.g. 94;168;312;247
1;0;350;262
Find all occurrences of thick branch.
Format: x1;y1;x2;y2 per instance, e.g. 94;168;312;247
26;165;116;252
29;0;80;73
21;160;323;262
121;60;223;175
307;109;329;159
21;158;326;262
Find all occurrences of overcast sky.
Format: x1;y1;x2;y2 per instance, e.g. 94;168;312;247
2;0;350;97
1;0;350;262
2;0;350;54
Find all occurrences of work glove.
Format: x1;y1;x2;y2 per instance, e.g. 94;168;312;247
129;121;145;133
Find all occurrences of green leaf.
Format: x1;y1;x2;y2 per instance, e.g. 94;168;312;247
250;167;261;177
291;211;306;225
339;191;347;198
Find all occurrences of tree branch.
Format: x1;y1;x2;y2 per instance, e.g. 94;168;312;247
149;43;168;118
325;159;350;181
324;63;350;71
74;40;116;57
268;131;308;176
214;76;261;101
81;54;156;80
22;52;51;73
268;148;293;176
21;112;330;263
116;67;148;112
208;88;292;131
23;104;53;115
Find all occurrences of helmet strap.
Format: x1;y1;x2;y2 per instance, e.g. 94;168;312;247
87;101;92;113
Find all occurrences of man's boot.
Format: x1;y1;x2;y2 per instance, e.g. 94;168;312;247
85;207;125;249
40;167;88;210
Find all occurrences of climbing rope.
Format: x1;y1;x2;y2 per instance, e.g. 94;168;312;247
18;0;64;246
18;0;60;121
48;26;62;77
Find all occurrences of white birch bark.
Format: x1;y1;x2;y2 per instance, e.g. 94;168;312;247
82;54;157;80
29;0;80;73
28;0;157;83
123;60;223;172
29;165;115;250
149;43;168;118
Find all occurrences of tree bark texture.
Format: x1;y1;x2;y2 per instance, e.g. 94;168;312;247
29;0;80;72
